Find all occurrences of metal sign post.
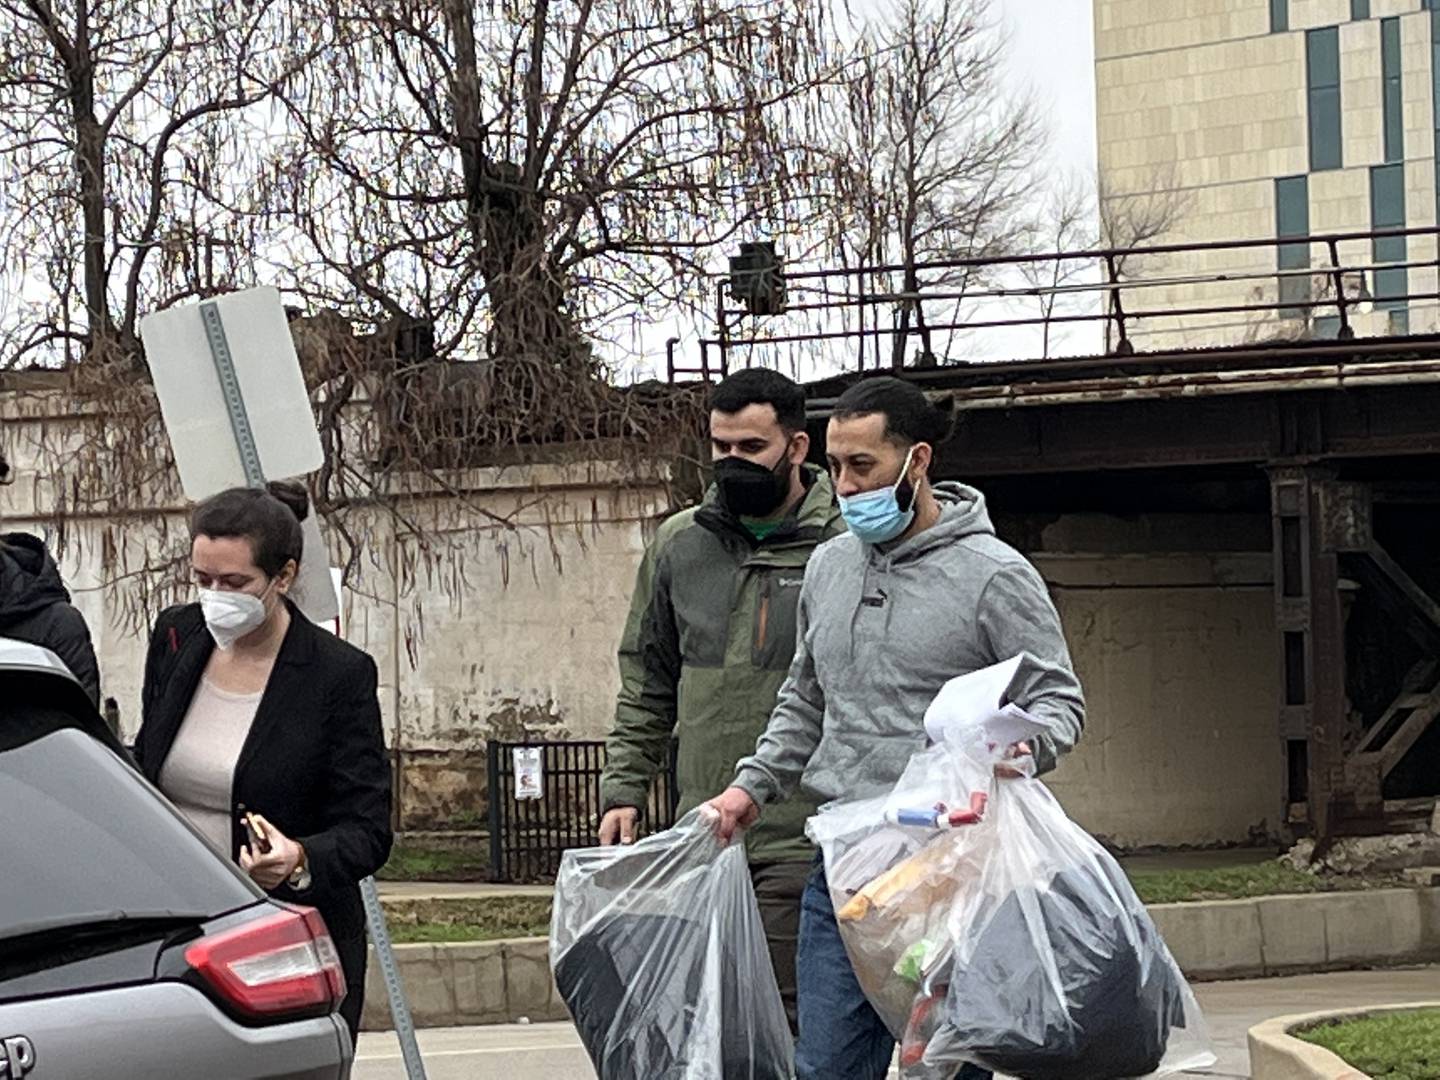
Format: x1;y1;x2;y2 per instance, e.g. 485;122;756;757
142;291;426;1077
361;876;428;1077
198;302;266;488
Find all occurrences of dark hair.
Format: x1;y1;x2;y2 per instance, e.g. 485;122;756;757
709;368;806;432
832;376;955;447
190;480;309;577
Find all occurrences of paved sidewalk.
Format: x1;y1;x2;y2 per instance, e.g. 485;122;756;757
352;965;1440;1079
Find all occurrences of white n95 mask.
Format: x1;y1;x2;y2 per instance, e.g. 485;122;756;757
199;588;268;650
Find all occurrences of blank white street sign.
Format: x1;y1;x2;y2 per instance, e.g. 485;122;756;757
139;286;322;499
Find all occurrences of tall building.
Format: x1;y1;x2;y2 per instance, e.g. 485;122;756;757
1094;0;1439;347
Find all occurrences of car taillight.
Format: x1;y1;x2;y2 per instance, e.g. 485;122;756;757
185;907;346;1021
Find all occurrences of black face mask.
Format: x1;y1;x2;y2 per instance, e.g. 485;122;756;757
713;449;793;518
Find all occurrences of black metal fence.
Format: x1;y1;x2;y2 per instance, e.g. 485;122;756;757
486;739;680;883
688;225;1440;377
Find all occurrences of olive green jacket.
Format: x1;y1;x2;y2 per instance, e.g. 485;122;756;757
600;466;844;864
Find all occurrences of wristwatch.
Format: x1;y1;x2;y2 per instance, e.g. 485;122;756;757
289;847;312;891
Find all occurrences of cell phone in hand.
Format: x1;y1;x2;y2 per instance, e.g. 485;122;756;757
242;812;272;854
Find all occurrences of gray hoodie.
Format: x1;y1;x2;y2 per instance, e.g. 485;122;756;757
732;482;1084;808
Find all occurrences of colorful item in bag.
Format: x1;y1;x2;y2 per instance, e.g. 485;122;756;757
807;684;1216;1080
894;939;933;984
837;833;974;922
883;791;989;830
837;842;946;921
899;991;946;1069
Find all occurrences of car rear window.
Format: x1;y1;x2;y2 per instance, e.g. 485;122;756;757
0;722;259;936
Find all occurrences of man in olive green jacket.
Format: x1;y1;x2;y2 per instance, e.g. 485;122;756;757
599;368;843;1031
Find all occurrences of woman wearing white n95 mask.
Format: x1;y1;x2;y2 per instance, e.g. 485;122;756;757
132;481;392;1044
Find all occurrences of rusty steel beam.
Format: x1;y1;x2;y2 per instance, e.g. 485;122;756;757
924;360;1440;411
1343;546;1440;657
1269;468;1349;842
916;385;1440;478
1345;661;1440;810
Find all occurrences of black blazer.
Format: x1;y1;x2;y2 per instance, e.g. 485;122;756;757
134;601;393;944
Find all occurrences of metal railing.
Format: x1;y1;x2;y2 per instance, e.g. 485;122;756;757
486;739;681;883
688;226;1440;378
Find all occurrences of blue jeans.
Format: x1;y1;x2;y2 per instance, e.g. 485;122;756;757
795;862;992;1080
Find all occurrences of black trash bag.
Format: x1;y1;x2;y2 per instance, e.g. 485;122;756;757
550;811;793;1080
934;858;1189;1080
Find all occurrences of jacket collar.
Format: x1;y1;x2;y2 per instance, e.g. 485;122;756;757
272;597;318;666
141;598;317;784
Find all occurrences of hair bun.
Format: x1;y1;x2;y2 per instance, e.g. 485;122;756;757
930;394;958;446
266;479;311;523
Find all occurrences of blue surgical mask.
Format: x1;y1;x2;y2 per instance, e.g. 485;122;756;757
838;448;918;544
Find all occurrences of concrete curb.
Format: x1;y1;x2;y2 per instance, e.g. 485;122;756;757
361;886;1440;1031
1247;1002;1440;1080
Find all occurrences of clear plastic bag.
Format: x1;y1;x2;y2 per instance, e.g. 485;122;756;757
550;809;794;1080
808;736;1215;1080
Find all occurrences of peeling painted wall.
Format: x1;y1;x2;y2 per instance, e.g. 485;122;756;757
373;492;661;828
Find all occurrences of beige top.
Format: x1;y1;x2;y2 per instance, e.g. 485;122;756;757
159;678;263;857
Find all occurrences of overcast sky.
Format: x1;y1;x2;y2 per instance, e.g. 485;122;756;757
997;0;1097;181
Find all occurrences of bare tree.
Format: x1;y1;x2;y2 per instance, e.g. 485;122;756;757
0;0;722;627
1018;175;1094;359
826;0;1041;367
0;0;333;626
263;0;844;371
0;0;317;370
1096;164;1192;352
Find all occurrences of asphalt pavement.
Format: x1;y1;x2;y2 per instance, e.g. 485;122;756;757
352;965;1440;1080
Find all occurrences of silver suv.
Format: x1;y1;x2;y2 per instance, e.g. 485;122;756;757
0;640;353;1078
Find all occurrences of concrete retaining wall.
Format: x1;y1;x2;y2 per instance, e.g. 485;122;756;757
361;887;1440;1031
361;938;572;1031
1149;887;1440;980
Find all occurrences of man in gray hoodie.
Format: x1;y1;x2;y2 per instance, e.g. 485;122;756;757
707;376;1085;1080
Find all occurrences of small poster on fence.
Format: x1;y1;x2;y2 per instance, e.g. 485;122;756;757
513;747;543;801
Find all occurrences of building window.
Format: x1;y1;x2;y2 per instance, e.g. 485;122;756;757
1351;0;1369;18
1307;28;1343;171
1382;17;1403;161
1276;176;1311;320
1370;163;1408;328
1271;0;1288;32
